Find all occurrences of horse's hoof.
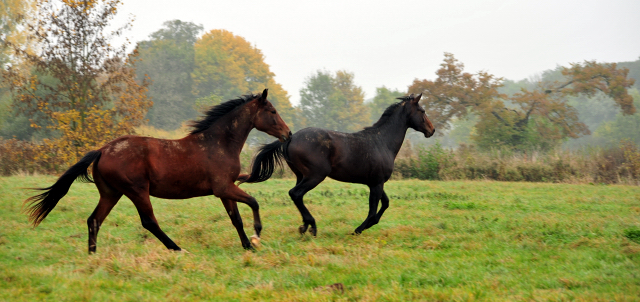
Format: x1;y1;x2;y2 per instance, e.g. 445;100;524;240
309;227;317;237
250;235;261;248
299;225;308;235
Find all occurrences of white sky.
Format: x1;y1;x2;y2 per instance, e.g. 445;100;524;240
115;0;640;105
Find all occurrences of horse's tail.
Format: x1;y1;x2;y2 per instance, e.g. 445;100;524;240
240;139;289;184
25;150;102;226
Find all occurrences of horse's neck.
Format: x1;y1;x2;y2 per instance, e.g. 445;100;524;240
372;115;408;157
203;109;255;154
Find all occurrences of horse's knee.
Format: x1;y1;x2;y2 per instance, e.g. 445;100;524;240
243;196;260;212
288;189;298;201
289;189;304;202
254;223;262;236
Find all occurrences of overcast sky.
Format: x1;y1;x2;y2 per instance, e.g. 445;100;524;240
115;0;640;105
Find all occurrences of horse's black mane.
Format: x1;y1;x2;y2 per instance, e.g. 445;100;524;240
363;97;410;131
189;93;260;134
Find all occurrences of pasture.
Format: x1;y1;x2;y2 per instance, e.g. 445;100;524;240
1;176;639;301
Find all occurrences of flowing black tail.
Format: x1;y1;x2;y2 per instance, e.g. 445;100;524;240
25;150;102;226
240;140;289;184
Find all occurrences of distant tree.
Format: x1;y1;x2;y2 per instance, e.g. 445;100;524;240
618;58;640;90
409;53;635;150
0;0;35;139
193;94;224;114
369;86;404;122
594;89;640;145
135;20;203;130
2;0;151;164
298;70;369;132
191;29;294;128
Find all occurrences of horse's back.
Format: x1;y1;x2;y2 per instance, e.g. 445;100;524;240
286;128;334;171
287;128;390;184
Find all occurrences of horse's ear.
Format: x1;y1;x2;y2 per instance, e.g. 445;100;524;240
260;89;268;103
413;93;422;104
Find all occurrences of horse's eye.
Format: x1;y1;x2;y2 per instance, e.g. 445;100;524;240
271;110;276;114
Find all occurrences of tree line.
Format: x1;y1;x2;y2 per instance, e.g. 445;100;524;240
1;0;639;175
132;19;640;150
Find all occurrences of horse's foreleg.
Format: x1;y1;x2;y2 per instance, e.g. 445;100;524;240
221;198;253;250
219;185;262;247
354;184;383;234
362;188;389;231
87;193;122;254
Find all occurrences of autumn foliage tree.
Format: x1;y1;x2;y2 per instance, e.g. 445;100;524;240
409;53;635;150
2;0;151;166
192;29;293;126
0;0;35;67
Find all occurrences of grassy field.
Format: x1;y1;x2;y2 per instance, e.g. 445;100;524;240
1;176;639;301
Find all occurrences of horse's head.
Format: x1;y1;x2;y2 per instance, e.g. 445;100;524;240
403;93;435;138
253;89;292;142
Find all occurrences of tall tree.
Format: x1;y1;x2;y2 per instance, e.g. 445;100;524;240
191;29;293;127
2;0;151;164
135;20;203;130
0;0;35;67
298;70;370;132
409;53;635;150
369;86;404;121
0;0;35;139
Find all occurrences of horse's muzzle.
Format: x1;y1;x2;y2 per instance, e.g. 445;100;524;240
424;129;435;138
280;131;292;142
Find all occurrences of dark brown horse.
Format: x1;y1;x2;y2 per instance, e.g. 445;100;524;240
26;89;291;252
241;93;434;235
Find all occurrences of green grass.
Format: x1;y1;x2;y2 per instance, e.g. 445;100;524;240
1;176;639;301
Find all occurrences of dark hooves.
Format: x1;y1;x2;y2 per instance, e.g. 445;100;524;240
299;224;318;236
299;224;308;235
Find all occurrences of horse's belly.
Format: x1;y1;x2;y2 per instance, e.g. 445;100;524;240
328;162;390;185
149;178;212;199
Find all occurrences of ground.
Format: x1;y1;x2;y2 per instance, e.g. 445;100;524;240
1;176;639;301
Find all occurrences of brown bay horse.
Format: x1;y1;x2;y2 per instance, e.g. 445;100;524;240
241;94;434;235
25;89;291;252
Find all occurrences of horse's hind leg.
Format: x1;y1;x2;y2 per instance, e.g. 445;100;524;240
289;175;325;236
354;184;383;234
87;174;123;253
127;192;181;251
87;192;122;254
